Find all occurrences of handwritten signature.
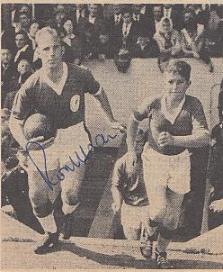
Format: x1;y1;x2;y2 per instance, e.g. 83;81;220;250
25;133;118;190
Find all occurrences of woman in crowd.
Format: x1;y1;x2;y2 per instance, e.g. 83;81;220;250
154;17;181;72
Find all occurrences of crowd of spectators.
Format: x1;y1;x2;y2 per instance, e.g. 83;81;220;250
1;3;223;233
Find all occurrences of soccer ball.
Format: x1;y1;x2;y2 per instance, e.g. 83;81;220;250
24;113;57;141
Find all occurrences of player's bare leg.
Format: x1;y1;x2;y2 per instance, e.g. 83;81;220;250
28;166;61;254
155;189;184;269
60;161;86;239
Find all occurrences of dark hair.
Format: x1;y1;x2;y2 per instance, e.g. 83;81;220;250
166;60;191;81
15;30;29;42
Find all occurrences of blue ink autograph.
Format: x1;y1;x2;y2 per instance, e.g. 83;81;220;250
25;133;118;190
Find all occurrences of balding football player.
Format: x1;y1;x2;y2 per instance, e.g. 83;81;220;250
10;27;124;254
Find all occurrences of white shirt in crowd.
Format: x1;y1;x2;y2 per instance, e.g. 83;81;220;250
122;22;132;37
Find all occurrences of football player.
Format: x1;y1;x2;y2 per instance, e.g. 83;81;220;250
127;60;210;268
10;27;124;254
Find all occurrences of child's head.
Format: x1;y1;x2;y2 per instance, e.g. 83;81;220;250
164;60;191;96
17;59;32;75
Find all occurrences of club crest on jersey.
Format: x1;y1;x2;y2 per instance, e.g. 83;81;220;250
70;95;80;112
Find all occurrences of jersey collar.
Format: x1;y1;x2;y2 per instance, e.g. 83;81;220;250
42;62;68;95
161;95;186;124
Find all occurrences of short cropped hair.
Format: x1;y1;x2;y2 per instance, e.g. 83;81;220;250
35;27;60;46
166;60;191;82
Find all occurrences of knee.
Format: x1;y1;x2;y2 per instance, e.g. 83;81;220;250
150;205;166;222
62;189;80;206
163;213;180;230
29;192;52;218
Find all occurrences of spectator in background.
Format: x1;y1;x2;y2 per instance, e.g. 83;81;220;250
181;9;214;72
132;30;159;58
27;20;40;51
4;59;33;110
17;12;31;34
14;30;34;67
206;5;223;57
1;48;17;107
162;4;184;31
208;83;223;230
114;7;140;52
49;5;67;37
132;4;154;38
96;31;113;60
151;5;163;37
62;19;83;65
154;17;181;72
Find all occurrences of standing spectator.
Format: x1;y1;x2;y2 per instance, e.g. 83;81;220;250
132;30;159;58
1;47;17;107
113;7;140;52
151;5;163;37
154;17;181;72
14;31;34;67
181;9;214;72
132;4;154;38
62;19;83;65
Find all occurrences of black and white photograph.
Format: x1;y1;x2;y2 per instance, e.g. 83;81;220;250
1;1;223;270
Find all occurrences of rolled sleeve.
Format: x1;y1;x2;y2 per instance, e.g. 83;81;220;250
11;85;33;121
84;70;100;95
191;97;209;134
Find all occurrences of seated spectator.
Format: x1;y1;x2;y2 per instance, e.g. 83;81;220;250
208;85;223;230
62;19;83;65
96;31;113;60
162;4;184;31
14;30;34;67
181;9;214;72
27;20;40;51
4;59;33;110
154;17;181;72
1;48;17;107
16;12;31;34
132;31;159;58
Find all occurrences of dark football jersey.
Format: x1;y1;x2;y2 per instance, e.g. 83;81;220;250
134;95;208;155
11;63;100;129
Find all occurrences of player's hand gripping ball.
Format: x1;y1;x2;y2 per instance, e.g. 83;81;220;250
23;114;57;151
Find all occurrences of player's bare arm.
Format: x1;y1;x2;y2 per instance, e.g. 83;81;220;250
93;87;126;132
9;116;54;151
